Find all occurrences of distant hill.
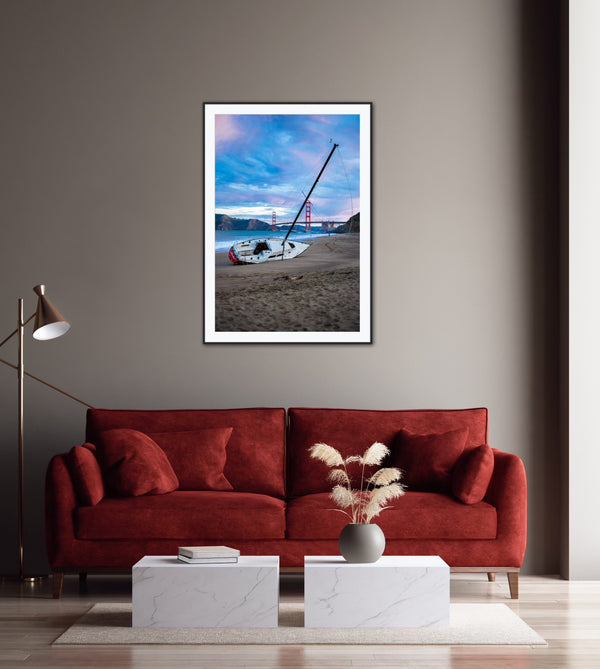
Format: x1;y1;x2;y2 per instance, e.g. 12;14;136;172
215;214;271;231
334;212;360;233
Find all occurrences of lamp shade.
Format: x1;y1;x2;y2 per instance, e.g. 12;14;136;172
32;284;71;341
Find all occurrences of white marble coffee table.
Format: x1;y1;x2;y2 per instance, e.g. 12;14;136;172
132;555;279;627
304;555;449;628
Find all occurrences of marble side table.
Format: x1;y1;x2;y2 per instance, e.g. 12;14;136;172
304;555;449;628
132;555;279;627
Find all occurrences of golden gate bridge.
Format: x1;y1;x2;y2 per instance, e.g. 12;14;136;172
270;202;342;233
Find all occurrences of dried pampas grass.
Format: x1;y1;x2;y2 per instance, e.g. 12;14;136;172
361;442;389;466
331;485;357;508
309;441;405;524
368;467;402;487
309;443;344;468
329;468;351;485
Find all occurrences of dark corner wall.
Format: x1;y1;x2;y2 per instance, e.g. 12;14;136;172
0;0;560;575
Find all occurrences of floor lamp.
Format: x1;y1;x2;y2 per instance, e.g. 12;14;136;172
0;284;94;581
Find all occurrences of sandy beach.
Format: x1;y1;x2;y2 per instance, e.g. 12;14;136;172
214;234;360;332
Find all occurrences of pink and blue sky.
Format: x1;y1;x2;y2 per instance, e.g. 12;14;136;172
214;114;360;222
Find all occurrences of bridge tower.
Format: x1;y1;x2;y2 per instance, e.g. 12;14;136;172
306;201;311;232
272;211;276;231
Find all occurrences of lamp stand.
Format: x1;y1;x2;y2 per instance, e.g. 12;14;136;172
16;299;43;583
1;284;92;585
18;298;25;580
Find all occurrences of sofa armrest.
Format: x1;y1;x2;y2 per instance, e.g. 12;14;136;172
484;448;527;564
45;454;78;568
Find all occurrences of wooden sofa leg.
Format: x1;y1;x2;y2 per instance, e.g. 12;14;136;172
507;571;519;599
487;572;496;582
52;572;64;599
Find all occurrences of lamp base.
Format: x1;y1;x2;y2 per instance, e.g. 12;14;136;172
1;574;48;583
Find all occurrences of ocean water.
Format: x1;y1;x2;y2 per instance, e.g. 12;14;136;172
214;229;329;253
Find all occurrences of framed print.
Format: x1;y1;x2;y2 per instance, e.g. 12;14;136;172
204;102;371;343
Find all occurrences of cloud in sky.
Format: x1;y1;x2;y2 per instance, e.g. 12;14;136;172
214;114;360;222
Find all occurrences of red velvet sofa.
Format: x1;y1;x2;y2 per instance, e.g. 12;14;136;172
45;407;527;598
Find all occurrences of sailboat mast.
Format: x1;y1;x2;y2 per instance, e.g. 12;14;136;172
283;143;339;245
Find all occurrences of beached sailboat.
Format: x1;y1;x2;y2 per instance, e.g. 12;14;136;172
228;143;339;264
227;238;309;264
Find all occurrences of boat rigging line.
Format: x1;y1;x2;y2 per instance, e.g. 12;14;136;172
336;145;355;221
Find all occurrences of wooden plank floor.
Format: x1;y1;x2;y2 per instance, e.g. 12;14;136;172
1;573;599;668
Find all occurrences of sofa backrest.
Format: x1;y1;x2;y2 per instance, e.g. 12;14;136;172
86;408;286;498
286;407;489;498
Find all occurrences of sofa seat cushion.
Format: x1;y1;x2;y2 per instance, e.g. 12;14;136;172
76;491;286;541
286;492;497;540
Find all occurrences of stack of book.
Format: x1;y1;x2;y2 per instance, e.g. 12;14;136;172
177;545;240;564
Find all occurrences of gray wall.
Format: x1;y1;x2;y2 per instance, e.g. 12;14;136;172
0;0;560;575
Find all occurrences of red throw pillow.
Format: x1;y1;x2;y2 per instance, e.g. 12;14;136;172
393;427;469;493
149;428;234;491
96;428;179;496
452;444;494;504
68;444;105;506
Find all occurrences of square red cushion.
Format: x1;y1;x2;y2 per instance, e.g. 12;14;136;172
96;428;179;497
67;444;105;506
148;428;234;491
452;444;494;504
393;427;469;493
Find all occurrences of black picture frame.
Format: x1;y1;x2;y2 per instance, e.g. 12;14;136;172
204;102;372;344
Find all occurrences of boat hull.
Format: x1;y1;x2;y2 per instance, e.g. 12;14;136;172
228;238;310;264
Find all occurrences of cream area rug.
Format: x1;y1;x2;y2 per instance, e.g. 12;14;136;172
54;602;546;646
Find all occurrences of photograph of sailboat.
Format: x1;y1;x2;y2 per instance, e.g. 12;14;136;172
203;103;371;344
